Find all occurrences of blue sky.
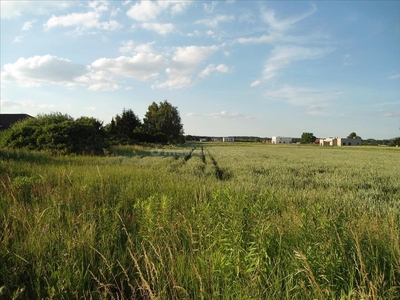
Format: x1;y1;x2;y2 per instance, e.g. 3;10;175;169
1;1;399;139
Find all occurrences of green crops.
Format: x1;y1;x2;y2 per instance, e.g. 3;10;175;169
0;144;399;299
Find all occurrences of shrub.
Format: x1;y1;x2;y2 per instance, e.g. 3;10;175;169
1;113;108;155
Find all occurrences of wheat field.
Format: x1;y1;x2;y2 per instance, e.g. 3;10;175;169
0;144;399;299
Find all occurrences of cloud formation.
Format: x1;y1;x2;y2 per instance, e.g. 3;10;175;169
141;22;175;35
186;110;257;120
44;2;122;32
153;45;219;89
126;1;191;22
196;14;235;27
199;64;232;78
91;54;165;81
263;46;332;80
1;1;70;19
264;85;337;115
1;55;88;87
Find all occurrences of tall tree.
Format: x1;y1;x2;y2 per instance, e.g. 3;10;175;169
347;132;361;139
114;109;142;139
300;132;316;144
143;100;184;143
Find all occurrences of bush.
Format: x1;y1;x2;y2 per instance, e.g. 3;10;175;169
0;113;108;155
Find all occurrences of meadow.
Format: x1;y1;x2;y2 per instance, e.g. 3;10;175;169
0;144;399;299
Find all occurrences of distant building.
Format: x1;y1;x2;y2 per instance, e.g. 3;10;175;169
223;137;234;142
320;137;361;146
0;114;33;130
271;136;293;144
199;138;207;142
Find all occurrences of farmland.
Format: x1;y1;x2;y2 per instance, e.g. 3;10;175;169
0;144;399;299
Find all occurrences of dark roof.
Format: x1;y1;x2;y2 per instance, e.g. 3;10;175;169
0;114;33;130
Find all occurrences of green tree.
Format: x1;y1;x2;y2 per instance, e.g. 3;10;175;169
300;132;316;144
143;100;184;143
347;132;361;139
115;109;142;139
389;137;400;147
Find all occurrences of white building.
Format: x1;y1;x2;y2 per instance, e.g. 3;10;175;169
272;136;293;144
320;137;361;146
223;137;234;142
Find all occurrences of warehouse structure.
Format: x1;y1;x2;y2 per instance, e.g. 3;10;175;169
271;136;293;144
320;137;361;146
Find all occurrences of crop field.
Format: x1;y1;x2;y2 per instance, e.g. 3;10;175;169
0;144;399;299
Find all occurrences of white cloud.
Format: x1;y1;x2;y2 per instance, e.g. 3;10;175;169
377;110;400;118
263;46;332;80
45;12;121;31
1;1;71;19
196;14;234;27
342;53;353;66
88;1;108;13
203;2;218;13
13;36;23;43
88;83;119;92
186;112;201;117
237;34;275;44
262;4;316;33
209;111;255;120
169;2;192;15
264;85;338;115
199;64;232;78
187;30;201;37
91;54;165;81
141;23;175;35
1;99;56;110
1;55;122;91
388;74;400;80
1;55;88;87
152;76;192;90
127;1;165;22
172;45;218;66
84;106;96;111
126;1;191;22
75;70;119;91
119;40;155;54
307;104;329;116
119;40;135;53
22;19;37;31
186;110;256;120
153;45;219;89
250;80;260;87
44;3;122;33
110;7;121;18
239;10;256;23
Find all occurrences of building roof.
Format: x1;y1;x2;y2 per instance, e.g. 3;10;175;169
0;114;33;130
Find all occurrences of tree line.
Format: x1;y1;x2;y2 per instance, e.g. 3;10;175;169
0;100;184;155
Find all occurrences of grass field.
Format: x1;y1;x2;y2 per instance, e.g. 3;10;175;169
0;144;399;299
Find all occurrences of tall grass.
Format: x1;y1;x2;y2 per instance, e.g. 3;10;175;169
0;145;399;299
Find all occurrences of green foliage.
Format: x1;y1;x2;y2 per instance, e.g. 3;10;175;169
389;137;400;147
105;109;142;145
0;144;399;299
143;100;184;143
0;113;107;155
113;109;141;138
347;132;362;139
300;132;316;144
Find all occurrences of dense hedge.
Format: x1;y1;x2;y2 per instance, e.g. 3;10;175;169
0;113;108;155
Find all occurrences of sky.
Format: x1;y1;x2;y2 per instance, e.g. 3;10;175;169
1;1;399;139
